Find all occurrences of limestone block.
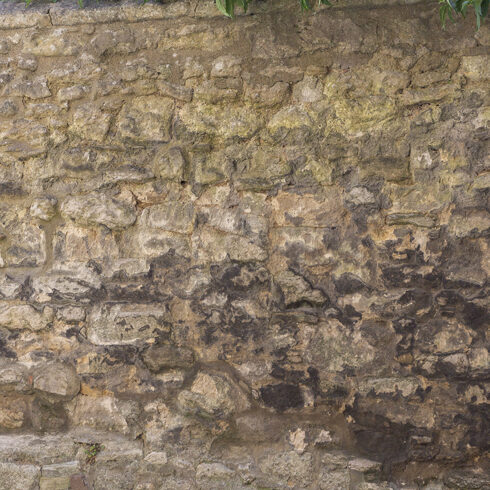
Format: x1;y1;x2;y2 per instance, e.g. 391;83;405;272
87;303;170;345
0;462;40;490
70;104;111;142
6;77;51;99
178;372;250;417
0;305;53;332
116;96;173;143
33;362;80;400
140;201;195;233
61;191;136;230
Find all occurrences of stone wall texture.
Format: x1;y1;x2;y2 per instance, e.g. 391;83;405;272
0;0;489;488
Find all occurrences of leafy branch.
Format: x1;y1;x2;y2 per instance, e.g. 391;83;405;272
439;0;489;29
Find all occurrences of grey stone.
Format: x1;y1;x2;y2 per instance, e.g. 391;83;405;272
33;362;80;400
61;192;137;230
0;463;40;490
142;344;195;371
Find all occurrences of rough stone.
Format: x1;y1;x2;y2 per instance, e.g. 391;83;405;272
0;3;487;488
116;96;173;143
33;362;80;400
61;192;137;230
0;305;53;332
178;372;250;417
87;303;170;345
0;462;40;490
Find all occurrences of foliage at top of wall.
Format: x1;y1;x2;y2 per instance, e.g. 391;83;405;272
21;0;490;29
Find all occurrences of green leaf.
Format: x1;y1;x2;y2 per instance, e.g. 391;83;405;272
300;0;311;11
319;0;332;5
216;0;233;17
482;0;489;17
236;0;248;13
440;3;449;28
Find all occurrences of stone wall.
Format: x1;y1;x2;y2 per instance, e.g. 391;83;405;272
0;0;489;488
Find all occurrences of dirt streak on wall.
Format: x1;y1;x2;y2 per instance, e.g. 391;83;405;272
0;0;488;488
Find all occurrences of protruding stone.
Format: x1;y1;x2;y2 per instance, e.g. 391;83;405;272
116;96;173;143
33;362;80;400
6;77;51;99
87;304;169;345
0;305;53;332
70;396;129;433
142;345;195;371
178;372;250;418
0;462;40;490
30;197;57;221
61;192;136;230
211;56;242;78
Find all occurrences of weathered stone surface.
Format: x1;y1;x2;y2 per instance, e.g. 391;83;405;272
178;372;250;417
142;344;195;371
0;462;40;490
61;191;137;230
30;197;58;221
0;305;53;331
33;362;80;400
70;104;111;142
87;303;170;345
116;96;173;143
6;77;51;99
0;2;487;488
70;396;129;433
259;451;314;487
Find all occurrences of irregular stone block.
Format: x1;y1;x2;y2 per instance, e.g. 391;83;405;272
33;362;80;400
5;77;51;99
157;80;193;102
193;227;267;263
24;29;81;57
292;75;324;103
140;201;195;233
57;85;90;102
70;104;111;142
0;396;28;429
271;189;345;227
0;305;53;332
235;148;291;190
40;461;79;490
459;55;490;80
178;372;250;417
128;228;191;259
0;434;76;465
0;119;49;158
61;192;137;230
142;344;195;371
70;396;129;433
116;96;173;143
305;319;376;373
178;103;262;141
267;105;314;138
0;362;29;393
87;303;170;345
244;81;289;107
30;196;57;221
211;56;242;78
259;451;313;488
5;223;46;267
31;263;102;302
195;462;235;487
0;462;40;490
